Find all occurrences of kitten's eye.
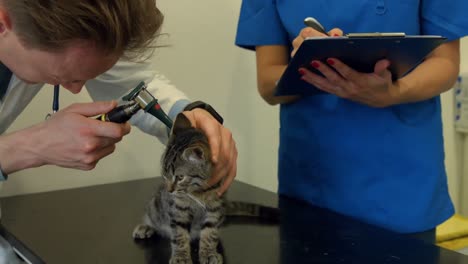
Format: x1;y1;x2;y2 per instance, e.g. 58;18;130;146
176;175;184;181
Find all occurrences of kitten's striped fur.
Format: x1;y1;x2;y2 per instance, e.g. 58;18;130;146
133;113;224;264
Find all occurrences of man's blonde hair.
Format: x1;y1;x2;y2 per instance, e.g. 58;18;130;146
2;0;163;59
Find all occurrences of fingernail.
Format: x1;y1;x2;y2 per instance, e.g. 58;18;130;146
327;59;335;65
298;69;306;75
333;34;340;37
311;61;320;68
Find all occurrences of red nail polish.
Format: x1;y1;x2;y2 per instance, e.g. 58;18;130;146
333;34;340;37
327;59;335;65
311;61;320;68
298;69;306;75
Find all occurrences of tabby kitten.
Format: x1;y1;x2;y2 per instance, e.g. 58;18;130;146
133;113;224;264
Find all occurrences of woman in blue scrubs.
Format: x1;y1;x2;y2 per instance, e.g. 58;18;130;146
235;1;468;242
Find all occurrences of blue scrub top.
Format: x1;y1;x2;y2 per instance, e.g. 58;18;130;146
235;0;468;233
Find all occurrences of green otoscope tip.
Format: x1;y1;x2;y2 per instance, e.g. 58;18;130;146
122;81;146;101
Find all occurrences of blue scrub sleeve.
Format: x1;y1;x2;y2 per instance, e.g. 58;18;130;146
235;0;289;50
421;0;468;40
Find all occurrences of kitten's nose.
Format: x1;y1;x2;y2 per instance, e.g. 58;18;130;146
166;181;175;193
169;184;175;193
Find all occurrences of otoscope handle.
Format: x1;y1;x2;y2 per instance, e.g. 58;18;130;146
145;102;173;129
96;104;140;123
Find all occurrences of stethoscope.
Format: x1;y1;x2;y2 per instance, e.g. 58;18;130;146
45;85;60;120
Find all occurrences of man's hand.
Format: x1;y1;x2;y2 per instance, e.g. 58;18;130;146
0;101;131;173
182;108;237;196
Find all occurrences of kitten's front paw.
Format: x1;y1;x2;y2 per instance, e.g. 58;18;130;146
132;224;155;239
169;255;193;264
200;253;223;264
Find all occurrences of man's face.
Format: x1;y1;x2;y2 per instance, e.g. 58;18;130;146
1;31;119;93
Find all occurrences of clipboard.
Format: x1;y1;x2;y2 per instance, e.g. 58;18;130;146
275;34;447;96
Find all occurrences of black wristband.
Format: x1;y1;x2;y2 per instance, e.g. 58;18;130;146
184;101;224;124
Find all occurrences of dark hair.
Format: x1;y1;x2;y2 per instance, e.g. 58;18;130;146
2;0;164;60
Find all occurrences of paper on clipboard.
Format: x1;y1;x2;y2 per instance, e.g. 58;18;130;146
275;34;447;96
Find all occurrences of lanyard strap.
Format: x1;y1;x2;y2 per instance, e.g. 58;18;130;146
0;62;13;101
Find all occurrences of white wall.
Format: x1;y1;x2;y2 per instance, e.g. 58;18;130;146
439;39;468;213
1;0;467;217
455;40;468;214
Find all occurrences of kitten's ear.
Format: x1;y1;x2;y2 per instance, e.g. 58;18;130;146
171;113;192;135
182;146;206;164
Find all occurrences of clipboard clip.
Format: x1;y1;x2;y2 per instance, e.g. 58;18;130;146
302;17;406;38
346;32;406;38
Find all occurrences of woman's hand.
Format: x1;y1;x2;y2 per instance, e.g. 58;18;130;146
291;27;344;57
292;26;400;107
299;58;400;107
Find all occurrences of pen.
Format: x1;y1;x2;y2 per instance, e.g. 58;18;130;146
45;85;60;120
53;84;59;113
303;17;328;35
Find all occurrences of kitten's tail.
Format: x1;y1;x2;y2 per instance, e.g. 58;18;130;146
223;201;280;225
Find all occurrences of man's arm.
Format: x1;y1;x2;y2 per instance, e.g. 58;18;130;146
85;59;190;144
85;59;237;195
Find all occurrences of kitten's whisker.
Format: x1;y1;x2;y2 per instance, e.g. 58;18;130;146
186;193;206;210
175;191;185;196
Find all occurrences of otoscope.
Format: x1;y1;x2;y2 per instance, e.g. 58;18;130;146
96;81;173;129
